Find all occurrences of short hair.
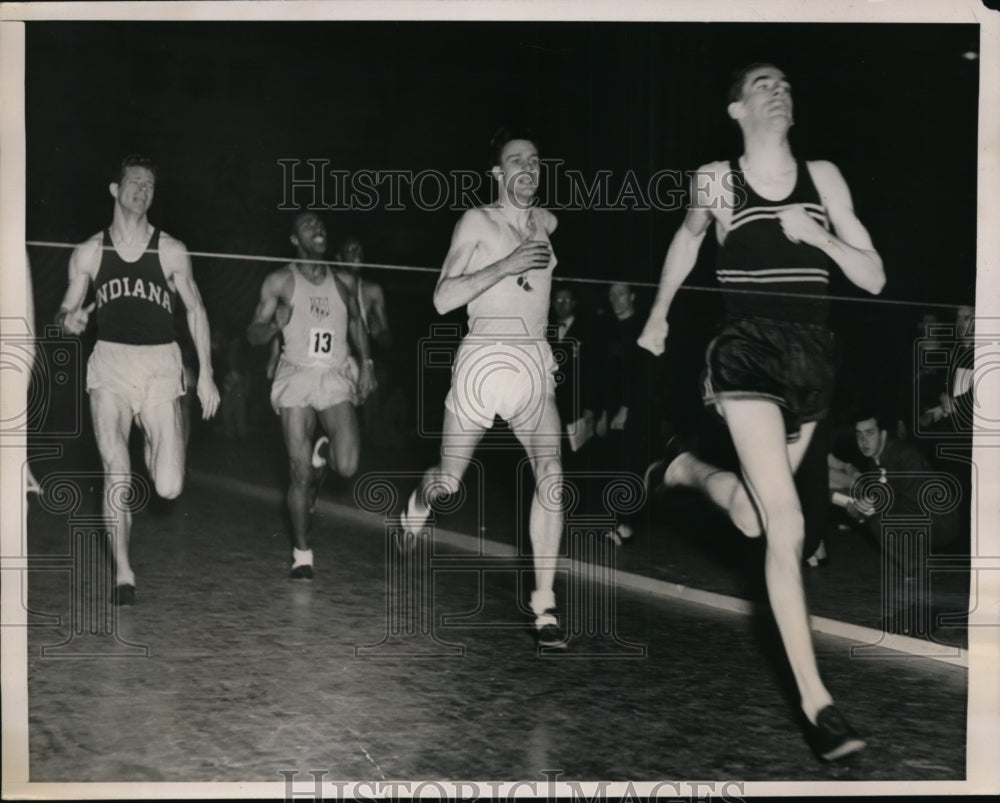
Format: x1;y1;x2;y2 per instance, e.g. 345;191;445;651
114;154;157;184
551;282;576;300
853;407;888;433
726;62;781;104
489;125;539;168
291;210;322;236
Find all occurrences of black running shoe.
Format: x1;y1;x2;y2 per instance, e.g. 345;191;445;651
807;705;866;761
111;584;135;607
290;564;314;580
643;434;690;499
534;609;568;649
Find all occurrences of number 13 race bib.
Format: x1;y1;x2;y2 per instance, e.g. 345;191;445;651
308;327;336;361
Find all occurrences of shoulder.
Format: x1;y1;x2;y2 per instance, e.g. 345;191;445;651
689;160;733;210
72;232;104;270
335;268;357;292
265;265;295;296
157;230;189;257
362;279;385;302
461;207;495;229
157;231;192;274
805;160;848;194
536;206;558;234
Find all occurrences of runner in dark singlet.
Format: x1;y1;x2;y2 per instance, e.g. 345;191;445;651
638;65;885;761
56;154;220;606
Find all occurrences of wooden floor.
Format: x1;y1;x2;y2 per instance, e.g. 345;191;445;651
21;479;967;784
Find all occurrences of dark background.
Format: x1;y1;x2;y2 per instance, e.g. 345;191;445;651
24;20;981;424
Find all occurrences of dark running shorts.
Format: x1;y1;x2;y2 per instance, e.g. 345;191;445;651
702;316;835;441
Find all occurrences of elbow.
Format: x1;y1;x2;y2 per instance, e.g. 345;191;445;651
433;294;453;316
868;262;887;295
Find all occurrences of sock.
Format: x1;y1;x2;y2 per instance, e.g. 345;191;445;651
530;588;556;618
292;548;313;568
116;569;136;587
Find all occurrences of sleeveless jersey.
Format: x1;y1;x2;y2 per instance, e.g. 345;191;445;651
281;266;350;368
466;206;557;339
717;159;832;323
93;228;176;345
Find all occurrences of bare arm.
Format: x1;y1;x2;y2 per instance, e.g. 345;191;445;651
432;209;552;315
649;207;712;318
365;283;393;350
637;168;717;355
164;235;220;419
247;270;292;346
334;274;375;398
55;235;101;334
779;161;885;295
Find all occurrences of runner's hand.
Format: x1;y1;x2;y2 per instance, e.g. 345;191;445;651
59;303;95;335
198;374;221;420
638;316;668;356
501;241;552;276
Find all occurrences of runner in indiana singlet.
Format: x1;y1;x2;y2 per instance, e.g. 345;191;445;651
93;228;176;345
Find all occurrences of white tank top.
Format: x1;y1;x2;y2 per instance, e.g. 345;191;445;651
281;266;349;368
466;206;557;340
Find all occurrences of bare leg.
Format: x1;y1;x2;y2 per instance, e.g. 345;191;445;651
90;389;137;588
664;452;762;536
719;400;832;723
510;395;564;618
316;400;361;479
137;397;186;500
279;406;319;552
403;408;486;533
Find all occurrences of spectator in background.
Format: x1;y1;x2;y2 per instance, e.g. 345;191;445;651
220;333;251;439
829;409;961;572
597;282;656;544
919;305;975;434
548;283;598;465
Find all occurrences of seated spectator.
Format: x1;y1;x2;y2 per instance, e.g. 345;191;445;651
829;409;962;573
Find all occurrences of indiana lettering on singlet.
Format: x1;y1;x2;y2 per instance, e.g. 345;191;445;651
281;267;350;368
466;206;557;340
718;159;832;323
93;228;176;345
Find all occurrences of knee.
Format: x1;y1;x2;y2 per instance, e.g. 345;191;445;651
534;458;564;505
155;472;184;500
764;508;805;549
336;451;359;479
423;466;461;504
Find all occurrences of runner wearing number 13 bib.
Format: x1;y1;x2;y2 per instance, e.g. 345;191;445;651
271;265;356;408
248;212;375;580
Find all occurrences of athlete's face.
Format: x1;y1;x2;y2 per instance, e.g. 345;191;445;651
730;66;793;128
292;214;328;258
339;239;364;266
496;139;541;204
552;289;575;322
854;418;886;459
608;283;635;319
112;166;155;214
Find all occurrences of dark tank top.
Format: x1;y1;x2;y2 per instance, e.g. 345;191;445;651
717;159;832;324
93;228;176;345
